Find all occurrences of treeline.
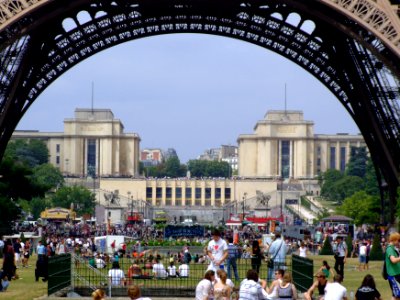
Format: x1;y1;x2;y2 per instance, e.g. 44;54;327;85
319;147;384;225
142;157;233;178
0;139;96;236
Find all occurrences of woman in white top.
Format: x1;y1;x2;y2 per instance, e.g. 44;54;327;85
195;270;215;300
298;242;308;258
108;261;125;286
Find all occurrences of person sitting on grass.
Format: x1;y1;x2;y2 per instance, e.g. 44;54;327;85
167;262;178;278
303;271;328;300
178;261;190;278
355;274;382;300
152;258;168;279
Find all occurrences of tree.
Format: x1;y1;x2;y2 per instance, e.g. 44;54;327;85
345;146;368;178
338;191;380;225
30;197;52;219
0;156;46;201
0;196;21;236
51;186;96;216
164;156;187;177
364;158;380;196
31;163;64;191
5;139;48;167
187;159;231;177
320;169;344;199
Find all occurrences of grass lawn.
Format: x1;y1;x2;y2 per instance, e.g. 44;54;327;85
311;255;391;299
0;255;47;300
0;254;393;299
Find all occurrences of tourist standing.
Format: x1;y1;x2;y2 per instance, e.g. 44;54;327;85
251;240;263;275
267;232;287;283
385;232;400;300
207;229;228;273
227;237;240;281
333;236;348;279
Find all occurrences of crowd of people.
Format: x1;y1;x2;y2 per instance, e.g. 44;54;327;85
2;220;400;299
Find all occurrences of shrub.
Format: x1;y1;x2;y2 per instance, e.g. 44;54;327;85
319;237;334;255
369;234;384;261
345;235;353;258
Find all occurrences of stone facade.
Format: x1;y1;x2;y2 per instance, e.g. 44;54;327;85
237;110;365;179
12;108;141;177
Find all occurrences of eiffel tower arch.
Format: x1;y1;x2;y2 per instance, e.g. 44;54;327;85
1;0;400;220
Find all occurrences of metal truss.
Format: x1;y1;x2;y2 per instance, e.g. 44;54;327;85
0;0;399;217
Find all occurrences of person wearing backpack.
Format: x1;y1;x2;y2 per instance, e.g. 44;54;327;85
385;232;400;300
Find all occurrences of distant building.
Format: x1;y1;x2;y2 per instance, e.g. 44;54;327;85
237;110;366;179
12;108;141;177
198;148;221;161
140;148;163;166
198;145;238;171
163;148;178;161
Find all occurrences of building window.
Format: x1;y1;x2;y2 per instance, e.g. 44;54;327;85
225;188;231;200
176;188;182;200
281;140;290;178
205;200;211;206
195;199;201;206
340;147;346;172
205;188;211;199
175;199;182;206
317;146;321;156
317;158;321;167
166;187;172;200
185;187;192;199
195;188;201;200
156;187;162;200
215;200;221;207
330;146;336;169
146;188;152;200
56;144;60;153
56;156;60;164
215;188;221;199
87;139;96;176
165;199;172;206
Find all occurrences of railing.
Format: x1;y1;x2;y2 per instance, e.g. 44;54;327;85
292;254;314;293
48;252;313;297
70;256;291;297
48;254;72;295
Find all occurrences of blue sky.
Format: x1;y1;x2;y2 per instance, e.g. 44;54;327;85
16;34;359;163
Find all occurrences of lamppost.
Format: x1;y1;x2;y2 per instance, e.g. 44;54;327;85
242;192;247;220
280;178;284;219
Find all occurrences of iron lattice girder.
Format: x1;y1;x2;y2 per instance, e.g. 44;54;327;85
0;0;399;200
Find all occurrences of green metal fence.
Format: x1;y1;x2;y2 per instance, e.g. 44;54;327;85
47;252;313;297
70;254;292;297
48;253;71;295
292;254;313;293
